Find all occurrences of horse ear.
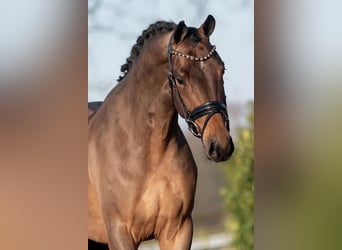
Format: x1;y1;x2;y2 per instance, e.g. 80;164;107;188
199;15;216;37
173;21;188;44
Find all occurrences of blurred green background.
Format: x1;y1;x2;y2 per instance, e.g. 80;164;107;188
221;102;254;250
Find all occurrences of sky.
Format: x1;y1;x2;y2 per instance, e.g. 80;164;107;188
88;0;254;105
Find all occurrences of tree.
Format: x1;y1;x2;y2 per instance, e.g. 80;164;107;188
221;101;254;250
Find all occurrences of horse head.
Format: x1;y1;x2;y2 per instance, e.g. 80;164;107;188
168;15;234;162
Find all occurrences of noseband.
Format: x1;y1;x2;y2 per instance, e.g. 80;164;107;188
167;35;230;138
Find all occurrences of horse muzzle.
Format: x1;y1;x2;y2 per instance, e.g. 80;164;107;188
201;112;234;162
207;135;234;162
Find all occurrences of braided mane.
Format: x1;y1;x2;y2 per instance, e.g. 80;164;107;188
118;21;176;81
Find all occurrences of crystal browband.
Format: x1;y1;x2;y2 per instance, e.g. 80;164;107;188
171;45;216;61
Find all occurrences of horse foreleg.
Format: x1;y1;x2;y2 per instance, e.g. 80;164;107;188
158;217;193;250
105;220;138;250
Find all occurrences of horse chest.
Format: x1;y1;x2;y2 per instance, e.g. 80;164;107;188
138;160;196;215
131;165;196;241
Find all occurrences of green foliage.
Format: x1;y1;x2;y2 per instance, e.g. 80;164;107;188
221;102;254;250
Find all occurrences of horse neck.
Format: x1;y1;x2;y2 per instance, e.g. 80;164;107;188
107;33;178;144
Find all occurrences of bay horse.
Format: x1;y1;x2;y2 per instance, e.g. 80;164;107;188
88;15;234;250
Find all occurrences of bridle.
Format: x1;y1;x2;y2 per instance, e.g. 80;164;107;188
167;35;230;138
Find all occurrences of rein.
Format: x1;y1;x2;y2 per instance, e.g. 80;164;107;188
167;35;230;138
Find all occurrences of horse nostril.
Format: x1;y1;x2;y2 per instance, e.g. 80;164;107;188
209;141;215;156
208;137;220;160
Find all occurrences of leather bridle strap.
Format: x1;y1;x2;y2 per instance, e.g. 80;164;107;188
167;35;230;138
189;101;227;121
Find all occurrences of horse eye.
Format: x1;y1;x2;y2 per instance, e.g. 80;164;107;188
176;77;186;85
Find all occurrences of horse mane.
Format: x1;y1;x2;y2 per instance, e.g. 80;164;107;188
118;21;176;81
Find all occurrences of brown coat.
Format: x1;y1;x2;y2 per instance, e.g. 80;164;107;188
88;15;233;250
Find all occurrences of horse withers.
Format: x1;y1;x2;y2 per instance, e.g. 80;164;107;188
88;15;234;250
